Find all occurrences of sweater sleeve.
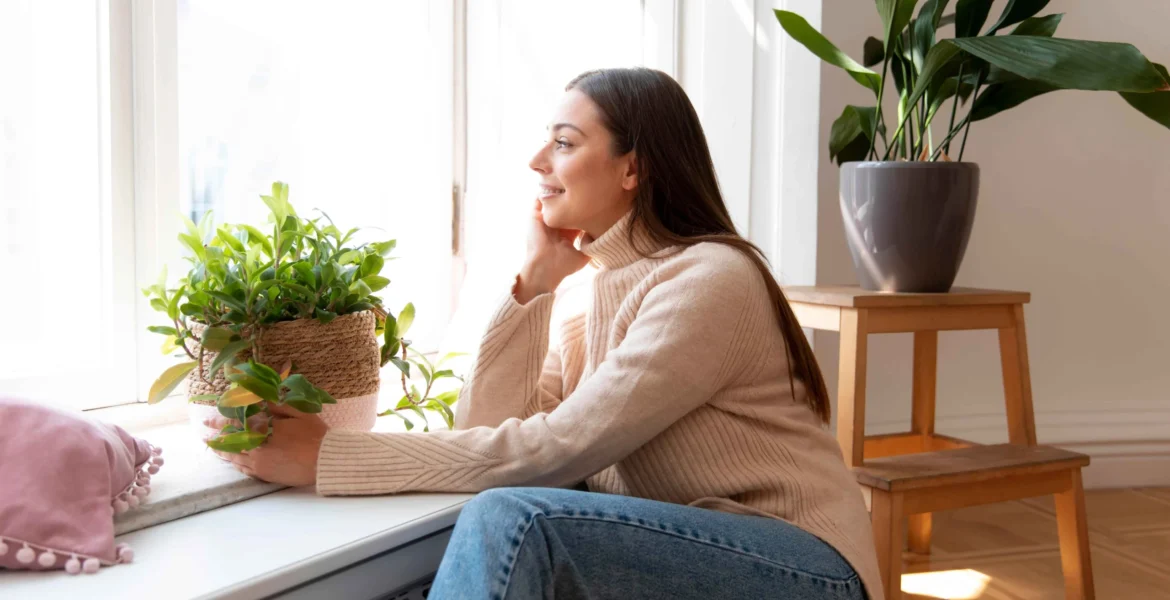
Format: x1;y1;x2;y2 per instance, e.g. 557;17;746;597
316;251;758;496
451;289;564;430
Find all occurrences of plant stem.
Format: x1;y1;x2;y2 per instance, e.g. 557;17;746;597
930;113;972;160
944;62;966;156
867;54;893;161
958;69;987;162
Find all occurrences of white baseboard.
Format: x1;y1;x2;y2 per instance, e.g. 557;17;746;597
866;409;1170;490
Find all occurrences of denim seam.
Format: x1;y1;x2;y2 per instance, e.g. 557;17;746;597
496;509;540;600
542;512;861;588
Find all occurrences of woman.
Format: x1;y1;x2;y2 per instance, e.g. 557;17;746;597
212;68;881;600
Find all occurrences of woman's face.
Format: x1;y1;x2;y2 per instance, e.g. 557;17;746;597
529;89;638;240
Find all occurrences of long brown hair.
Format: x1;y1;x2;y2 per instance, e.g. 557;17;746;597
567;67;830;424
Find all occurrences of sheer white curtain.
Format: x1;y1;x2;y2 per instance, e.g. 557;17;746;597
442;0;668;355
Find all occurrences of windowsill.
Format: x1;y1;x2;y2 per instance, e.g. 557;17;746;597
113;421;285;536
107;402;440;535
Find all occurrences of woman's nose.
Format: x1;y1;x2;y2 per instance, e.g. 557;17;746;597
529;145;550;174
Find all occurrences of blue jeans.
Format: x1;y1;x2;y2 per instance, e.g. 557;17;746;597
428;487;865;600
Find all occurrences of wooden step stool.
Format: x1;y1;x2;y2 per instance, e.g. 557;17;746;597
783;285;1095;599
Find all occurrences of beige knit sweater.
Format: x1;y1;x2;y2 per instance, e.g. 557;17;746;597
317;211;882;599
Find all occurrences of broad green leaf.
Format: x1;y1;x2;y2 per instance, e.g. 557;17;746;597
360;254;384;278
208;339;251;378
911;0;950;70
337;249;361;265
205;430;267;453
862;36;884;68
377;408;415;431
371;240;397;256
435;389;460;406
316;309;338;325
903;43;964;122
955;0;993;38
234;360;282;386
150;298;167;313
828;105;874;164
148;361;197;404
178;233;205;260
390;357;411;378
431;369;454;381
970;79;1058;121
1121;64;1170;130
985;0;1049;34
425;399;455;429
284;398;323;414
196;210;214;242
226;373;280;402
200;326;236;352
207;291;247;313
362;275;390;292
774;10;880;93
1010;13;1061;37
418;363;432;384
398;303;415;337
217;228;246;253
877;0;919;50
181;212;200;240
281;373;335;406
166;290;182;320
219;385;264;408
436;352;468;368
383;313;398;346
348;279;372;298
239;224;275;257
946;37;1170;93
147;325;178;336
293;263;317;288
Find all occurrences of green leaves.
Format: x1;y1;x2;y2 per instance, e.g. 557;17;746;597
877;0;919;50
397;303;415;337
955;0;993;38
281;374;336;414
985;0;1050;35
774;10;881;93
1010;13;1062;37
205;430;267;453
946;37;1170;93
148;361;197;404
200;326;237;352
829;105;877;165
1122;64;1170;129
970;79;1058;122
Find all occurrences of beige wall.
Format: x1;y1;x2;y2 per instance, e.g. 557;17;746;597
814;0;1170;487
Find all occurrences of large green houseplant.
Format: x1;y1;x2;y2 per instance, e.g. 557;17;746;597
143;182;463;453
776;1;1169;292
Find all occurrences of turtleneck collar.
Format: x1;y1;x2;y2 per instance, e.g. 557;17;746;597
579;210;669;270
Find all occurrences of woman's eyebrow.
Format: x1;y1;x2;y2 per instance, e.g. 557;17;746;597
548;123;587;137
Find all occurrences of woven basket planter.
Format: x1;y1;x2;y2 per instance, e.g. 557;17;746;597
184;311;380;437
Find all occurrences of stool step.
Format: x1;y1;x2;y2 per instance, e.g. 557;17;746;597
854;444;1089;492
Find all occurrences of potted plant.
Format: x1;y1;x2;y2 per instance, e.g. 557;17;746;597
776;1;1170;292
142;182;464;453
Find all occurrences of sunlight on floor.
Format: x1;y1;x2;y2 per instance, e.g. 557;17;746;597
901;569;992;599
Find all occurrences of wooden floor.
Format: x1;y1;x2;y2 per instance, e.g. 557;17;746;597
900;487;1170;599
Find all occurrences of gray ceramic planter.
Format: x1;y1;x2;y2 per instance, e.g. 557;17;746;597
839;162;979;293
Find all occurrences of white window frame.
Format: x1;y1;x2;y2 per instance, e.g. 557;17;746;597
85;0;682;425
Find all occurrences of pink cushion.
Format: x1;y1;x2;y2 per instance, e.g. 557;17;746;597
0;398;162;574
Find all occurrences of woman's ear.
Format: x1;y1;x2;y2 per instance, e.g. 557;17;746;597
620;152;639;191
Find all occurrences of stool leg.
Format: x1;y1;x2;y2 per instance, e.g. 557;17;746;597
907;513;932;556
909;331;938;554
1055;470;1095;600
838;309;869;467
871;489;904;600
998;304;1037;446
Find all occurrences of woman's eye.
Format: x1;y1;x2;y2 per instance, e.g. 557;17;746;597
555;138;572;149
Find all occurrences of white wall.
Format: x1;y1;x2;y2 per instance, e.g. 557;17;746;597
814;0;1170;488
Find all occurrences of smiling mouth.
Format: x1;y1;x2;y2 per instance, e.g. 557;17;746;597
538;185;565;199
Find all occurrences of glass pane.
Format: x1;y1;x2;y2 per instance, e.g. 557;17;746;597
0;1;114;408
446;0;649;351
176;0;451;350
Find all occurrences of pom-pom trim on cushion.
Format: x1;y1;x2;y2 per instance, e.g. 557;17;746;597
0;534;130;575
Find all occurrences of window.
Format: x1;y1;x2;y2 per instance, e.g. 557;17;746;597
1;0;675;412
0;0;135;410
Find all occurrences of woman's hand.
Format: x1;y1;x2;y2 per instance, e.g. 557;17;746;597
205;402;328;488
516;200;590;304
